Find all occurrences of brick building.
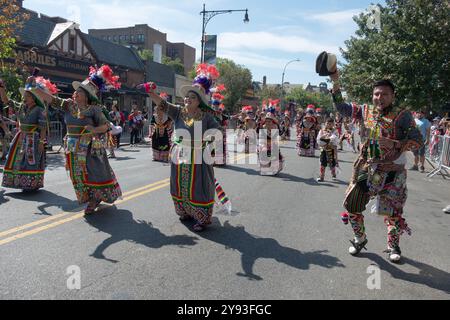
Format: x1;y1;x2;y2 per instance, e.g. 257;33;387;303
7;7;148;112
88;24;196;75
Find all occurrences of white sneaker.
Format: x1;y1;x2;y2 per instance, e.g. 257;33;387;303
385;246;402;263
348;236;368;256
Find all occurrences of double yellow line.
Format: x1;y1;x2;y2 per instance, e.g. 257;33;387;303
0;153;250;247
0;178;170;247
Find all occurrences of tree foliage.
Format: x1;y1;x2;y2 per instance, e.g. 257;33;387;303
215;58;252;114
0;0;29;100
285;87;334;113
0;0;29;59
340;0;450;113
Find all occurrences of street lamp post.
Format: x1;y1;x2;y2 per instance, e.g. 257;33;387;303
200;3;249;63
281;59;300;111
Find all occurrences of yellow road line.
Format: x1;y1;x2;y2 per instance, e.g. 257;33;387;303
0;182;170;246
0;155;251;246
0;179;170;239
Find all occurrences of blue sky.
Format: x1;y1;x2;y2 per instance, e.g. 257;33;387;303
23;0;385;86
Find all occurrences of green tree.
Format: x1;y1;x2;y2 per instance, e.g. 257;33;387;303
137;49;153;61
0;0;29;100
258;85;282;103
162;56;185;76
339;0;450;114
216;58;252;114
285;87;333;113
0;0;28;59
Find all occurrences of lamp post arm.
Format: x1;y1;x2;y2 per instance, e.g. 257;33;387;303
200;5;249;63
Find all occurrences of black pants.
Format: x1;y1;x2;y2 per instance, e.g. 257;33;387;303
115;133;121;148
130;129;140;145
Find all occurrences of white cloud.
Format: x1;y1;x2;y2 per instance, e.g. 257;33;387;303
307;9;363;25
219;50;309;72
218;31;339;55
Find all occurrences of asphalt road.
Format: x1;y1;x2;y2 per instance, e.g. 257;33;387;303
0;132;449;300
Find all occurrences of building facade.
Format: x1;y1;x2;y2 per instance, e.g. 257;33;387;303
88;24;196;75
8;7;148;112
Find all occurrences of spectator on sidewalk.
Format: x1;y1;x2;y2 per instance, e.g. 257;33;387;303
411;110;431;173
128;104;143;146
109;102;122;148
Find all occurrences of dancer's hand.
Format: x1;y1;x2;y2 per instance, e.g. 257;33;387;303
38;140;45;154
84;125;95;133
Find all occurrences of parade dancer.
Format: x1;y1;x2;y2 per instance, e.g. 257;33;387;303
335;113;343;150
296;109;318;157
210;85;228;166
281;110;291;141
258;109;284;176
243;114;257;154
317;118;339;182
324;59;422;262
339;117;357;153
0;110;13;162
47;65;123;214
0;73;53;191
149;92;173;162
144;63;221;232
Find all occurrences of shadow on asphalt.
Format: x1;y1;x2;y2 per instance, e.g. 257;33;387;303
0;189;9;205
198;220;345;281
5;189;79;215
110;156;136;161
84;208;199;263
361;253;450;294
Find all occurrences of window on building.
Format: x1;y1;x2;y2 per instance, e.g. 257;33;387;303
113;35;117;42
107;36;111;41
137;34;145;43
69;35;75;52
130;35;134;42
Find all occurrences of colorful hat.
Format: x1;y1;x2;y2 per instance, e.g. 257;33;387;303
19;76;59;107
304;113;317;122
211;84;226;112
73;65;121;103
180;63;219;108
242;105;253;114
264;112;279;125
316;51;337;76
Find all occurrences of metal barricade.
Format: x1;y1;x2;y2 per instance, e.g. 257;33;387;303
426;134;450;179
47;121;64;148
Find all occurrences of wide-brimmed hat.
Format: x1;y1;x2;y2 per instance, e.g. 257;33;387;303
19;76;59;107
316;52;337;76
73;65;120;103
264;112;279;124
180;84;209;107
304;113;317;122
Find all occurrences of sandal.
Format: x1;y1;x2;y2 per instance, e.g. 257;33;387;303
348;238;368;256
85;200;100;215
179;215;193;222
